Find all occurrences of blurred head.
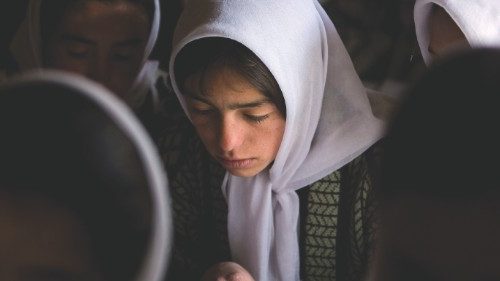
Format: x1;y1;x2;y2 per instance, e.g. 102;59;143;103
174;38;286;177
41;0;153;97
0;74;161;281
370;49;500;281
427;5;468;60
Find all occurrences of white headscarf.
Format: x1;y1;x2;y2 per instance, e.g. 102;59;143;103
9;0;161;108
0;70;171;281
169;0;384;280
414;0;500;65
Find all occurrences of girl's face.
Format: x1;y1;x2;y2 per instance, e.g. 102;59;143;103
45;0;150;98
184;67;286;177
428;6;468;60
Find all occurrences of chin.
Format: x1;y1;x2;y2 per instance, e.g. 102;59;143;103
227;167;262;178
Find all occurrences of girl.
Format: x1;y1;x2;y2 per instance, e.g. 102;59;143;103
0;71;171;281
9;0;166;115
414;0;500;65
168;0;385;280
369;48;500;281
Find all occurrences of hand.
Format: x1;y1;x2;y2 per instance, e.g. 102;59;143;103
201;262;255;281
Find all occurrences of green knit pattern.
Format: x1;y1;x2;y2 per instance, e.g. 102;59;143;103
302;171;341;280
301;153;375;281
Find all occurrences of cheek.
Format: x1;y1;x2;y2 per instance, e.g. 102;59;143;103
271;119;286;145
46;46;89;74
259;119;286;158
191;118;217;145
102;59;144;95
107;66;140;89
190;114;214;130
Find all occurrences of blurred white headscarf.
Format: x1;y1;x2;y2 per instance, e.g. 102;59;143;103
0;70;171;281
9;0;161;108
414;0;500;65
169;0;384;280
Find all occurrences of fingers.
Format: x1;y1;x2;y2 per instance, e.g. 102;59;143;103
202;262;255;281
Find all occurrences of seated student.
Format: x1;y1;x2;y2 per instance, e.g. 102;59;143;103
414;0;500;65
8;0;173;136
369;49;500;281
0;71;171;281
167;0;385;280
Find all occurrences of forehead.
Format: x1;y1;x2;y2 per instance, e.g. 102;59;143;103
59;1;149;40
185;66;268;102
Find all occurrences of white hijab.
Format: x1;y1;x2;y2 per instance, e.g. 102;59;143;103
169;0;384;280
414;0;500;65
9;0;161;108
0;70;171;281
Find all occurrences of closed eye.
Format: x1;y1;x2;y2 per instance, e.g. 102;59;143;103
245;114;270;123
66;45;89;59
112;52;134;62
191;107;215;115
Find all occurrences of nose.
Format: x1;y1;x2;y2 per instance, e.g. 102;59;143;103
88;56;111;87
217;116;244;153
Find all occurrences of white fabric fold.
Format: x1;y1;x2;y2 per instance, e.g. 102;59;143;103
414;0;500;65
9;0;161;109
169;0;384;280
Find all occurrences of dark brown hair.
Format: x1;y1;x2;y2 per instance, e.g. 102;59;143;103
376;48;500;201
174;37;286;117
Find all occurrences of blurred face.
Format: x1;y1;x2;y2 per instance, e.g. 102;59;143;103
45;0;150;98
369;193;500;281
184;67;286;177
428;6;468;60
0;190;100;281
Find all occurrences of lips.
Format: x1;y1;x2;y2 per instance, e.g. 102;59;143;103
217;157;255;169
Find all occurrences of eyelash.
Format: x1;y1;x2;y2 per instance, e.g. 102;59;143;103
246;114;270;123
68;50;88;59
191;107;270;124
112;53;133;62
192;108;213;115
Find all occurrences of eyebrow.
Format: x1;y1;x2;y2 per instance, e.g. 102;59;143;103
61;34;95;45
190;95;272;110
61;34;144;48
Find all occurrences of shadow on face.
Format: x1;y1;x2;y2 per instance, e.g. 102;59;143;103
43;0;150;98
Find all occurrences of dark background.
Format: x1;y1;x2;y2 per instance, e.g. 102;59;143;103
1;0;421;87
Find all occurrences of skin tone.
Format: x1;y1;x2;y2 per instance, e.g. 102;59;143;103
183;66;286;178
370;192;500;281
45;0;149;99
202;262;255;281
428;5;469;59
0;190;101;281
184;65;284;279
